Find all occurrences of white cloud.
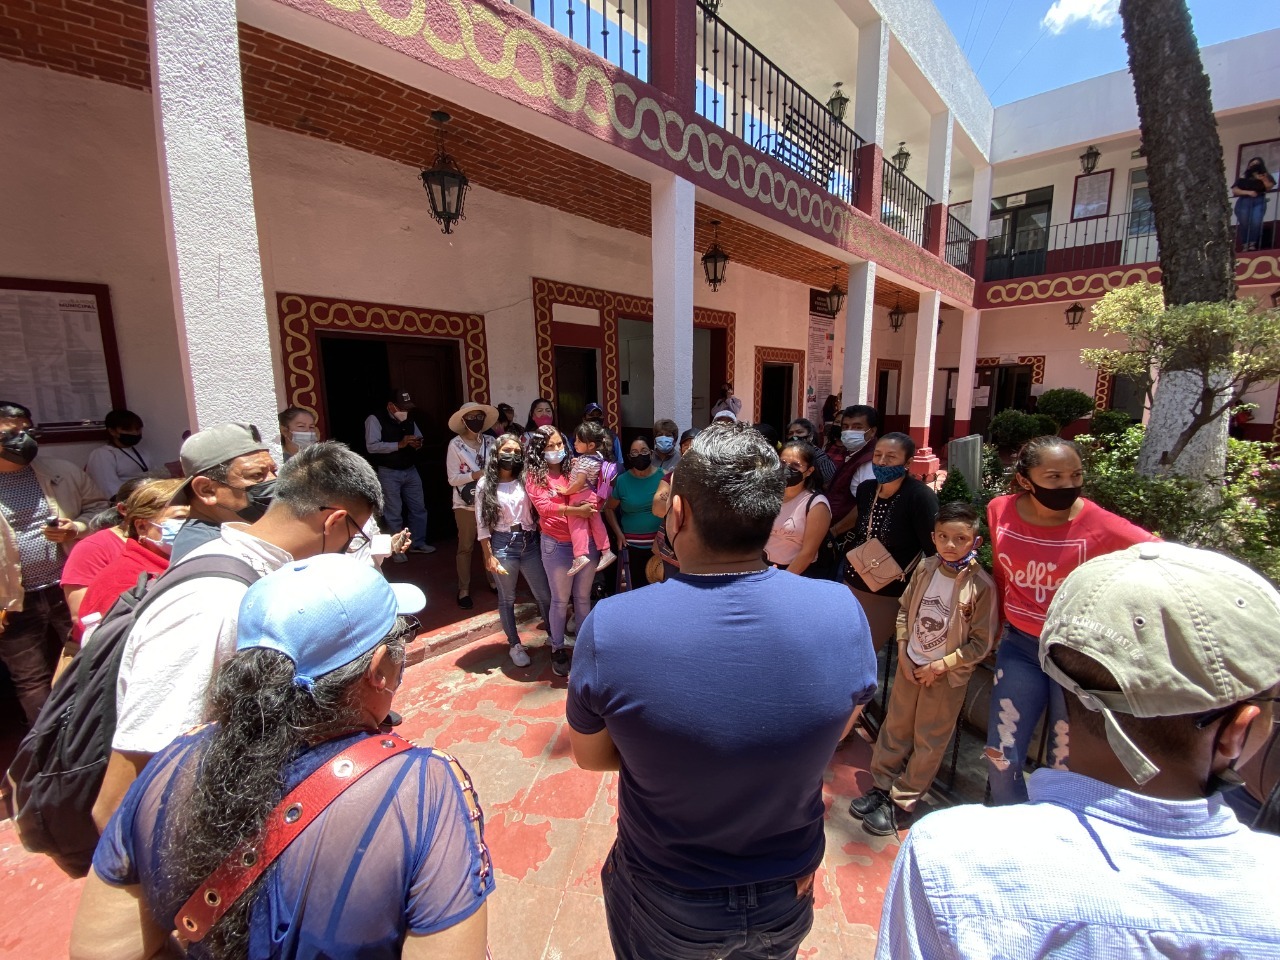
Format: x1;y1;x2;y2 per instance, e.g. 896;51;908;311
1041;0;1120;35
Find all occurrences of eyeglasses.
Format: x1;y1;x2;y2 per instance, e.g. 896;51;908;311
1194;696;1280;730
320;506;371;554
386;615;421;646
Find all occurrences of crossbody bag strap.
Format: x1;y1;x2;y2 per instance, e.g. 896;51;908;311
176;733;414;944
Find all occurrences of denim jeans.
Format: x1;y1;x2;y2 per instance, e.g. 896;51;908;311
1235;195;1267;248
489;529;551;646
0;586;72;724
541;534;597;649
984;623;1069;805
376;466;427;544
601;843;815;960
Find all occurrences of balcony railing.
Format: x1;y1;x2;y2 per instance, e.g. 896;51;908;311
881;159;932;248
694;1;865;206
983;211;1158;282
507;0;649;80
945;212;977;277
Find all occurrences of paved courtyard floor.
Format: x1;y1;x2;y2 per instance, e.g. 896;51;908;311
0;624;924;959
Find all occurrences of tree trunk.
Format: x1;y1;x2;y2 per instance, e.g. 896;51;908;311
1118;0;1235;478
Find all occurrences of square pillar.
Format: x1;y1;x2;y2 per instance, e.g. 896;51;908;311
953;309;981;437
649;0;696;113
925;110;953;202
924;203;946;257
652;172;695;430
854;18;888;147
908;290;942;478
969;164;993;238
150;0;278;436
841;262;876;405
854;143;883;218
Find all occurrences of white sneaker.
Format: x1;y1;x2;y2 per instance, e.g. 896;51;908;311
567;555;589;576
596;549;616;571
508;644;531;667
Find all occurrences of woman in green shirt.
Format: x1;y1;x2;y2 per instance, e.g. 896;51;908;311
606;435;663;589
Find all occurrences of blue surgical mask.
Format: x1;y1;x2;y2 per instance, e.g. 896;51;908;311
544;449;566;464
840;430;866;451
159;518;185;546
872;463;908;484
654;436;675;454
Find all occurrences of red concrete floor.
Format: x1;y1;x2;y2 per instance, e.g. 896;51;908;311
0;625;903;959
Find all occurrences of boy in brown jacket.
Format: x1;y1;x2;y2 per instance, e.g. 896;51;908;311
849;501;997;836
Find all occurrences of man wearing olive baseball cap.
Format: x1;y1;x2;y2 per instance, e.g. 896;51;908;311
877;542;1280;959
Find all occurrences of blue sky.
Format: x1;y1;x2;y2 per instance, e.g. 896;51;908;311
933;0;1280;105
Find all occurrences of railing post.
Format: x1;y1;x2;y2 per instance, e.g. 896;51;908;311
924;203;946;257
651;0;695;112
855;143;882;217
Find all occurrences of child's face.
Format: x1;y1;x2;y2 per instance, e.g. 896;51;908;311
574;437;595;454
933;521;978;563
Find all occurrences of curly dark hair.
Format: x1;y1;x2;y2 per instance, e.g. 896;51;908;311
480;435;525;533
162;633;406;958
524;424;567;490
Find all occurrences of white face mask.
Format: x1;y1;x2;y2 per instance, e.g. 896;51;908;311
391;410;409;422
292;430;318;449
841;429;866;451
544;449;566;464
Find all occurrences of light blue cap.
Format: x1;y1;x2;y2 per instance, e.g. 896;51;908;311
236;554;426;688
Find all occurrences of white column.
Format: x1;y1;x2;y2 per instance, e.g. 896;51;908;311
926;110;954;203
909;291;942;444
969;164;993;237
651;172;695;430
150;0;277;436
854;19;889;146
841;262;876;405
954;308;981;432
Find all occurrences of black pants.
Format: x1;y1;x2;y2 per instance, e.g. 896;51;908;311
0;586;71;724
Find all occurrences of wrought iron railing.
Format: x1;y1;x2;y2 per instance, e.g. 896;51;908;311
506;0;649;80
693;1;865;206
983;210;1158;282
881;159;932;248
945;212;977;277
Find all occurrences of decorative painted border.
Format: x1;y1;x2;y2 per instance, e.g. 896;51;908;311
1093;370;1110;411
977;355;1045;384
531;277;735;427
979;253;1280;308
276;0;972;303
277;292;489;432
754;346;807;424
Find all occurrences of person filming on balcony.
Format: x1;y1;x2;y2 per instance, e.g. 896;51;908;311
1232;156;1275;252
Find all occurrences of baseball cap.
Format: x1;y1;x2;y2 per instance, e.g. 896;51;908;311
389;388;415;410
712;409;737;422
237;554;427;689
1040;541;1280;785
584;402;605;417
171;423;268;506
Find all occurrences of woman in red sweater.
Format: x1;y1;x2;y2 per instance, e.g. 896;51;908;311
984;436;1155;804
76;478;187;643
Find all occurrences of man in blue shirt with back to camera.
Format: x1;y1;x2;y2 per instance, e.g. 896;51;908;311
877;541;1280;959
567;420;878;960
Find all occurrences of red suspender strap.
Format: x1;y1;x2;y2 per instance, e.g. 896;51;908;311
176;733;414;944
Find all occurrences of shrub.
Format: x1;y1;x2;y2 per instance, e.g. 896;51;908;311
1032;413;1058;437
937;468;973;506
1087;409;1133;443
988;409;1042;450
1035;388;1095;429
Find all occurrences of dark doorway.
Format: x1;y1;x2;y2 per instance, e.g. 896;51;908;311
318;333;463;542
760;363;795;436
940;368;958;444
875;368;891;426
969;364;1033;437
554;346;599;432
1110;374;1146;422
984;187;1054;281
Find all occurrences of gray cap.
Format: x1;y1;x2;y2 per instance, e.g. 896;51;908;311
1040;541;1280;785
171;423;267;505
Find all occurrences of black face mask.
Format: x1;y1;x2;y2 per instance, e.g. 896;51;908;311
497;453;523;473
236;478;277;523
784;466;805;488
630;454;652;471
1026;479;1081;512
117;433;143;448
463;415;486;433
0;429;37;466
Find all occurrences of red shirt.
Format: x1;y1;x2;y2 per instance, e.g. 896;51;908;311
76;539;169;639
525;474;572;543
61;528;127;588
987;494;1155;637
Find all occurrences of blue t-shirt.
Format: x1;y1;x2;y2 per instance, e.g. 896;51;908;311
567;568;877;889
93;729;494;959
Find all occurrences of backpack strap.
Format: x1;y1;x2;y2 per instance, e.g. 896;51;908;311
176;733;414;943
130;553;262;621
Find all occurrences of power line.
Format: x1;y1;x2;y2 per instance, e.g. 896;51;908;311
958;0;982;57
962;0;991;56
989;23;1051;101
974;0;1018;75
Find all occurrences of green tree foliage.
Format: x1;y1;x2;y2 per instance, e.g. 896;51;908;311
1035;388;1095;430
937;468;973;506
988;409;1044;450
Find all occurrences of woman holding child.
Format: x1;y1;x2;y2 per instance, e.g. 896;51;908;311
982;435;1155;805
525;426;602;677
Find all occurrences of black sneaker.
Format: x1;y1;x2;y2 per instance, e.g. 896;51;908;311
861;798;900;837
550;647;571;677
848;788;889;820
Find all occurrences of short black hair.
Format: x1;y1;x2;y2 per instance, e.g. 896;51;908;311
781;440;824;493
935;500;979;529
842;404;879;429
575;420;609;447
104;409;142;432
787;418;817;441
672;421;783;555
679;428;699;445
0;401;32;421
878;431;916;460
275;440;383;517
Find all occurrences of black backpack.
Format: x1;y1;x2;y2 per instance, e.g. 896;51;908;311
4;553;259;878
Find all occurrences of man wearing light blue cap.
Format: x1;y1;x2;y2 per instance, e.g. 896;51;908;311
74;554;494;959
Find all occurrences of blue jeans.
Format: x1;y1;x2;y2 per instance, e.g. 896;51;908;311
1236;195;1267;248
541;534;597;650
489;529;551;646
984;623;1069;805
376;466;427;544
0;586;71;724
601;843;815;960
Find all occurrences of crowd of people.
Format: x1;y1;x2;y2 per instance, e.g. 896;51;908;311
2;396;1278;958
